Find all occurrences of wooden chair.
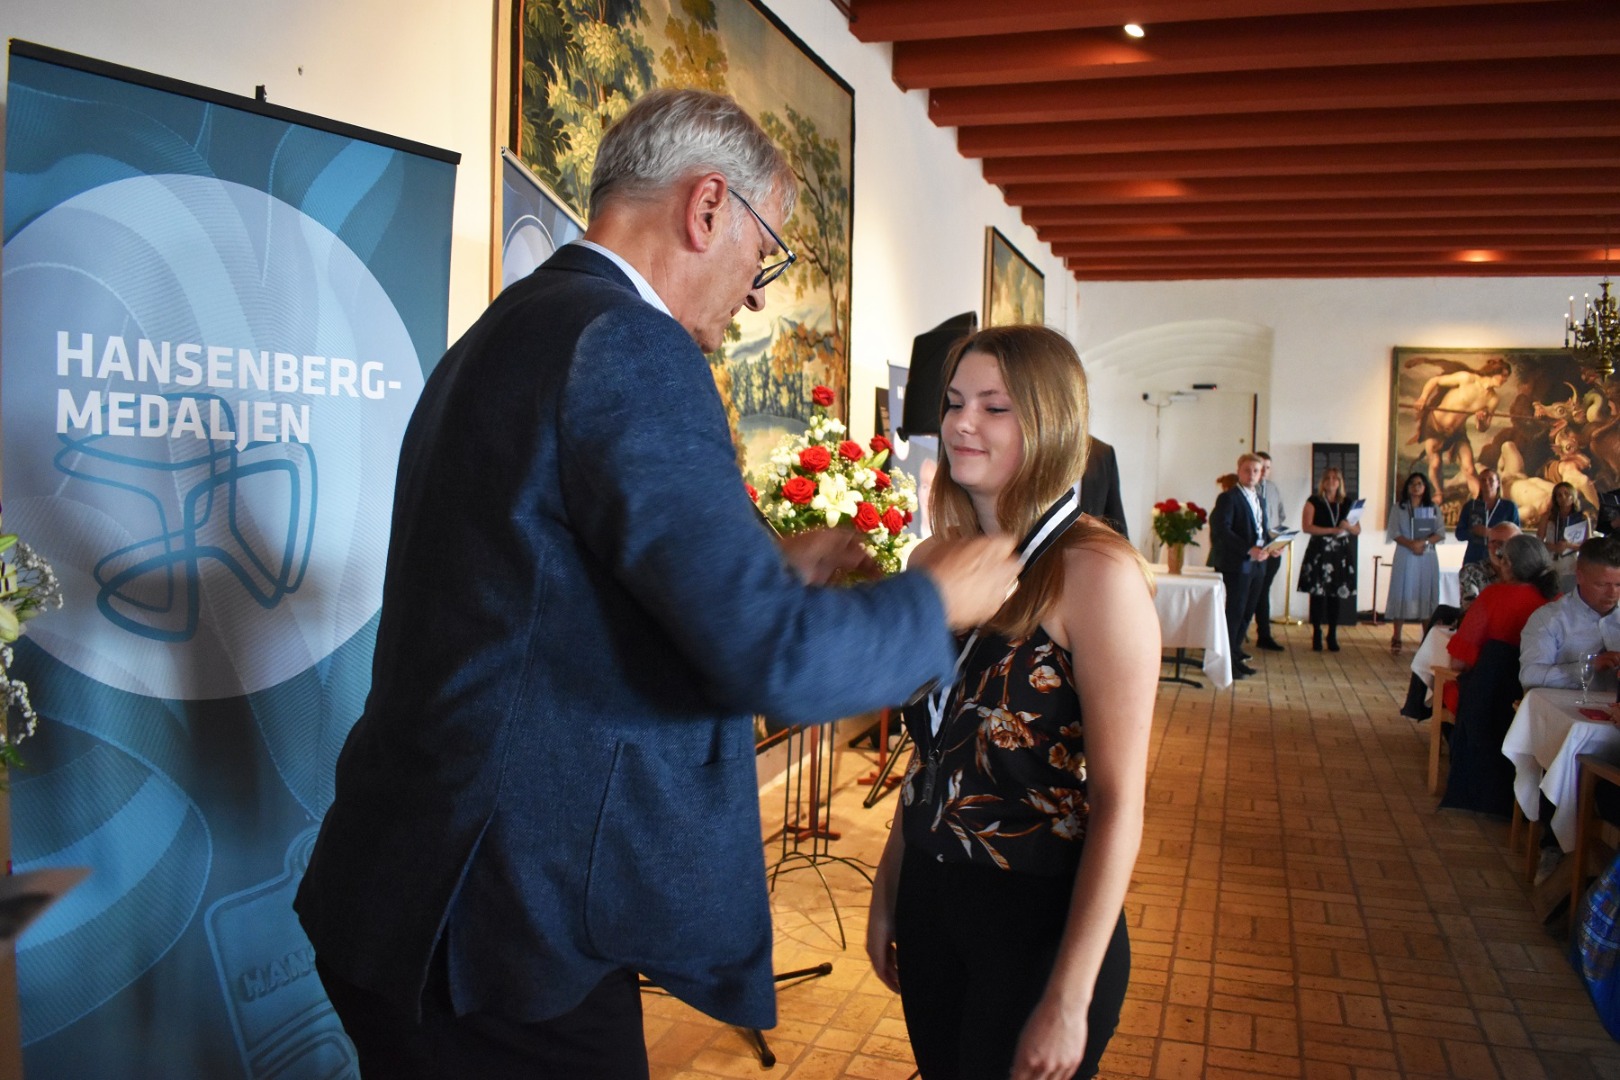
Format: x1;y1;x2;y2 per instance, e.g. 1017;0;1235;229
1428;664;1457;795
1571;753;1620;922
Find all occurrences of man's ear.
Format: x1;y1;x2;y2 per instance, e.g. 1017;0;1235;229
685;173;728;253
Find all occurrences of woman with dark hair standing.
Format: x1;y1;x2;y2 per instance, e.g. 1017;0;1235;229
1386;471;1441;653
1297;466;1361;651
866;325;1157;1080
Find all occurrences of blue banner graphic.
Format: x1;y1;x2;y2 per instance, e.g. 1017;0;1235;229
2;43;457;1078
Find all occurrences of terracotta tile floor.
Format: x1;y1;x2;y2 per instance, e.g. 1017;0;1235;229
645;623;1620;1079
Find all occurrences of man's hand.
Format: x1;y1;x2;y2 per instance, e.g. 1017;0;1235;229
1592;650;1620;673
778;528;880;585
1248;545;1270;561
919;535;1020;630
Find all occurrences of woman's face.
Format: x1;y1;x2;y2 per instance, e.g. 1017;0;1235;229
943;350;1024;504
1323;472;1342;499
1481;471;1500;499
1406;475;1426;501
1556;485;1575;513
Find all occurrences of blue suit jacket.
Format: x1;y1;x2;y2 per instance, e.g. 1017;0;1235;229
294;245;956;1029
1209;486;1266;577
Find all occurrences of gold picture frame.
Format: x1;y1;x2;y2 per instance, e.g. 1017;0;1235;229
983;226;1045;327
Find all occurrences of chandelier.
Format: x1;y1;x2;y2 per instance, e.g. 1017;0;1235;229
1566;264;1620;381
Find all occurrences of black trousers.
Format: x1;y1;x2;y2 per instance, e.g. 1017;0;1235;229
894;848;1130;1080
1255;555;1283;641
1221;567;1265;657
317;947;649;1080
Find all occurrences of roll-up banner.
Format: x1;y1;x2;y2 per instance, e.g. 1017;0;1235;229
2;41;457;1078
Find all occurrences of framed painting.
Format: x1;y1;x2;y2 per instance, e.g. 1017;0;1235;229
1389;346;1600;532
507;0;854;489
983;226;1044;327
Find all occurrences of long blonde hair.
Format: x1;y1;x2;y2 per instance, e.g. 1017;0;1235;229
930;325;1149;638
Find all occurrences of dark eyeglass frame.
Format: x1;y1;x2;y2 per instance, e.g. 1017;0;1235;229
730;189;797;290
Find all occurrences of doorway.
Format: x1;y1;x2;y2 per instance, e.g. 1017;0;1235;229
1152;390;1257;559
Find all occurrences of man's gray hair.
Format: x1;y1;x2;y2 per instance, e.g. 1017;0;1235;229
589;88;796;220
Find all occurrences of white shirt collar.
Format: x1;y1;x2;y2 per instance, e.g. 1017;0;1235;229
573;240;672;316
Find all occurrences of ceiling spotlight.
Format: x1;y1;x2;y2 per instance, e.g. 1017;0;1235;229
1123;23;1146;38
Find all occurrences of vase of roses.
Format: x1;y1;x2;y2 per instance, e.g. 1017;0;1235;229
752;385;920;576
1152;498;1207;575
0;514;63;783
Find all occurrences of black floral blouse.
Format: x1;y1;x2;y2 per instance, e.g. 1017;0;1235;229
900;627;1088;878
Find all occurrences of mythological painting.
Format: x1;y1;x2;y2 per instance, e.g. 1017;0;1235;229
510;0;854;486
983;227;1044;327
1389;346;1602;531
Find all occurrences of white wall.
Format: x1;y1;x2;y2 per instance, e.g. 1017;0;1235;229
1073;275;1594;613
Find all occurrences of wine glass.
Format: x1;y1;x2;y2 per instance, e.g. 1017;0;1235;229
1580;652;1601;705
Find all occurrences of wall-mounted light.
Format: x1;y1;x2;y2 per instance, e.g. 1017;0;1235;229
1123;23;1146;38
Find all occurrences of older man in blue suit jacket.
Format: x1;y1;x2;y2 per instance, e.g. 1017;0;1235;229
295;89;1019;1077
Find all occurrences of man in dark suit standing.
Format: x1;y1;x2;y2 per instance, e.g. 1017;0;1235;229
1209;453;1276;679
1080;435;1128;539
295;89;1019;1078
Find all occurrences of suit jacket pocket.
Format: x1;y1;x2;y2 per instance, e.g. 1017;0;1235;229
582;741;769;971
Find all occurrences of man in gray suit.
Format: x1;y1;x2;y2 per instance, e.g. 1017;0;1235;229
295;89;1018;1078
1253;451;1287;651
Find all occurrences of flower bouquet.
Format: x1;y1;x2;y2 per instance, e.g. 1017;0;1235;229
752;385;920;575
0;518;63;777
1151;498;1207;548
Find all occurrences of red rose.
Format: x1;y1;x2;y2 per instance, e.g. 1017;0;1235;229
882;507;905;535
838;440;864;462
870;435;892;454
872;470;892;490
1162;499;1181;512
811;385;835;407
783;476;816;505
799;445;832;472
903;511;913;523
854;502;882;532
745;483;759;503
1153;501;1167;512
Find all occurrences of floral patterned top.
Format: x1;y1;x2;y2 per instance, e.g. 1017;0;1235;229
900;626;1088;878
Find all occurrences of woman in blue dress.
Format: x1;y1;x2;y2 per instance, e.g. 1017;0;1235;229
1386;471;1441;653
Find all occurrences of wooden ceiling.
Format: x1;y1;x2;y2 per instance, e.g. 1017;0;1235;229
846;0;1620;280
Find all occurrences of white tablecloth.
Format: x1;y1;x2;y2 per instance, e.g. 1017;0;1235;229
1150;567;1232;690
1411;625;1456;702
1439;569;1460;609
1501;686;1620;850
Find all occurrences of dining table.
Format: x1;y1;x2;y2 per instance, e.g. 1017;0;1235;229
1501;686;1620;850
1149;565;1233;690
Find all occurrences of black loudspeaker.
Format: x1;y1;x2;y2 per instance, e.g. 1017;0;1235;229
899;311;977;438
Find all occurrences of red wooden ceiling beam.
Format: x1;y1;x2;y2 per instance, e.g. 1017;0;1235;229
982;139;1620;184
957;101;1620;158
894;3;1617;90
1036;216;1620;243
1002;168;1620;206
1064;249;1605;270
1063;263;1598;279
1022;193;1615;226
1048;236;1609;258
929;56;1619;126
849;0;1560;43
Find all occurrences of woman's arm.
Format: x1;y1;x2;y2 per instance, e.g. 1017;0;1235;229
1299;500;1328;536
865;787;910;993
1455;500;1475;543
1447;592;1488;670
1011;544;1157;1080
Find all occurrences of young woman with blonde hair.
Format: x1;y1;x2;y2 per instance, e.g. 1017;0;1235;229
866;325;1158;1080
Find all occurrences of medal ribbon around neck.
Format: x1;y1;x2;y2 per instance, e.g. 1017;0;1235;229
924;482;1085;740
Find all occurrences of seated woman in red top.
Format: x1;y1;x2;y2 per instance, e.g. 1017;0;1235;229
1441;534;1559;711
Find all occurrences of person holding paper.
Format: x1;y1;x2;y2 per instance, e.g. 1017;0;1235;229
1297;467;1360;651
1387;472;1442;652
1454;467;1519;565
1252;452;1288;652
866;325;1157;1080
1541;481;1588;593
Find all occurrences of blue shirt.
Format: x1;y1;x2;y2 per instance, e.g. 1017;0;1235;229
1455;497;1520;565
1519;589;1620;694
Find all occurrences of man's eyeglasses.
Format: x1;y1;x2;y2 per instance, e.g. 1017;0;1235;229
730;189;796;290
